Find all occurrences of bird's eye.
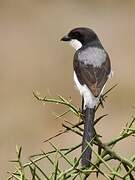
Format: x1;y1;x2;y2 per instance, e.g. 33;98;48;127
69;31;81;39
74;32;80;37
71;32;81;40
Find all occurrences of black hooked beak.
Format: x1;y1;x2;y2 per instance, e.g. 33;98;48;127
60;35;71;41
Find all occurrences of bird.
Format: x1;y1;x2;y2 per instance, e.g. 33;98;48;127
61;27;111;167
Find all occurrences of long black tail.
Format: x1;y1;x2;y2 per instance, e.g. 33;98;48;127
82;107;95;167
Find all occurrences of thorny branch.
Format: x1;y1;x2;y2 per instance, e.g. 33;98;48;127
8;85;135;180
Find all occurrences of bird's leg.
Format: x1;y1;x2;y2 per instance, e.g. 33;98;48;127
81;96;85;120
81;96;84;112
99;95;105;108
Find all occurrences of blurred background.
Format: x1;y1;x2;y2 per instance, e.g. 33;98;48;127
0;0;135;179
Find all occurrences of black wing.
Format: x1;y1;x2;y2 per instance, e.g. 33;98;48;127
73;53;111;97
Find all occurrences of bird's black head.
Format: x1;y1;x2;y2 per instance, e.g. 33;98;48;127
61;27;99;47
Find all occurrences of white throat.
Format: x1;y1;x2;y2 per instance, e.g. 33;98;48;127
69;39;82;50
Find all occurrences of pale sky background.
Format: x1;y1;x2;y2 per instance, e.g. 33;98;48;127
0;0;135;179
